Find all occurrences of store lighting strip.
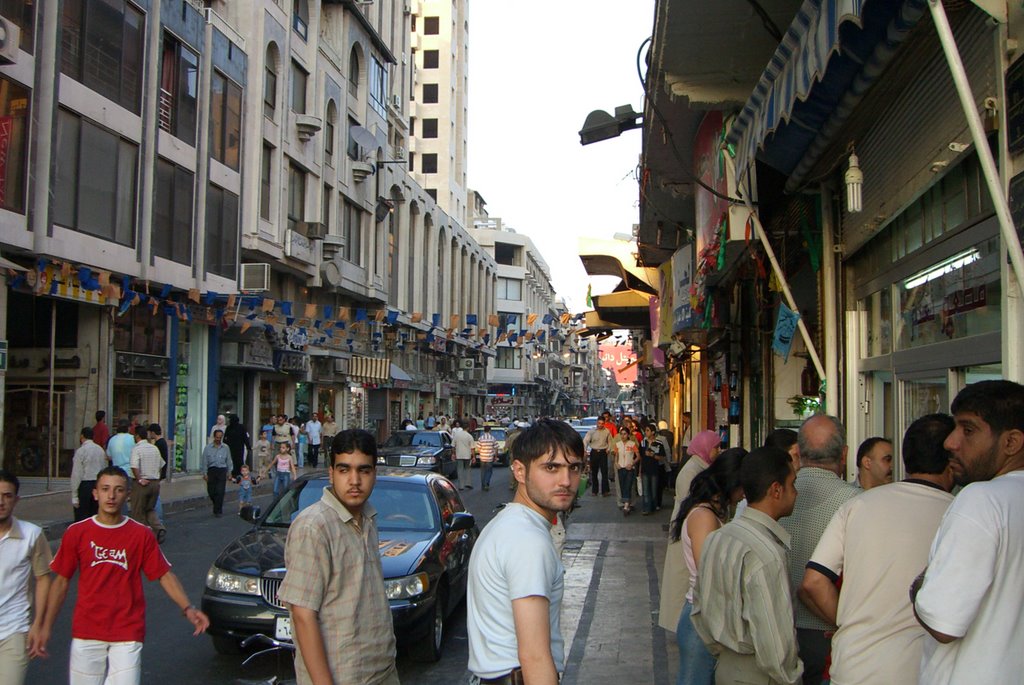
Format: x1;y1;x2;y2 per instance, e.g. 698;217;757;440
903;248;981;290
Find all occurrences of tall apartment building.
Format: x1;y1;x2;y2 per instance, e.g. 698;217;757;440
0;0;498;481
409;0;469;228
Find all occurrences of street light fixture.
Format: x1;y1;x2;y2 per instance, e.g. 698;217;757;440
578;105;643;145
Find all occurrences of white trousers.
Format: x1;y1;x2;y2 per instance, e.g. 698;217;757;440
69;639;143;685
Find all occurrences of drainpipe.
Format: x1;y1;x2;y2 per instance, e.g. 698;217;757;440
137;0;162;280
820;187;839;415
30;0;59;254
929;0;1024;304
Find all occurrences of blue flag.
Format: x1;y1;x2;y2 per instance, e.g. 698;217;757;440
772;303;800;362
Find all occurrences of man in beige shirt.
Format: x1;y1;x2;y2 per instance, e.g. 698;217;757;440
278;429;398;685
692;446;803;685
583;420;612;496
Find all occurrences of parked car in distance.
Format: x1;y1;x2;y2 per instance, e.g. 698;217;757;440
578;416;600;427
202;468;478;662
471;426;509;466
377;430;456;479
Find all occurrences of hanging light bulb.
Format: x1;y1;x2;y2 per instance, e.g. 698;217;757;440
845;152;863;213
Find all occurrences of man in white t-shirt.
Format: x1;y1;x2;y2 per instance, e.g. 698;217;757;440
304;415;323;469
467;419;583;685
800;414;956;685
912;380;1024;684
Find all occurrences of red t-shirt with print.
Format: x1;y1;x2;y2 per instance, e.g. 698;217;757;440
50;516;171;642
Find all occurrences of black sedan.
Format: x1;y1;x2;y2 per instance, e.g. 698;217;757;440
378;430;457;479
201;469;478;662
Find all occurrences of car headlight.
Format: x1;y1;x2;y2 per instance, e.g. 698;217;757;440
384;572;430;600
377;456;386;464
416;456;438;466
206;566;260;595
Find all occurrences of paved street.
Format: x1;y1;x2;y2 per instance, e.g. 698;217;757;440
24;465;680;684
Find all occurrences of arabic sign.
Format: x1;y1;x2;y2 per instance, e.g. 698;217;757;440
599;344;637;385
671;245;695;332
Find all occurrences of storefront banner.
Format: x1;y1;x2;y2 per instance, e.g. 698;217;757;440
649;295;661;346
658;261;674;346
772;303;800;362
599;344;638;385
671;245;695;333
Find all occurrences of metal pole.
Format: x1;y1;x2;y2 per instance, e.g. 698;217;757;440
47;299;55;490
820;187;839;413
928;0;1024;294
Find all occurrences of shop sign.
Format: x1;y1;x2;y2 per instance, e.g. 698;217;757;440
0;340;7;371
671;245;695;333
242;338;275;368
116;352;170;380
275;351;310;374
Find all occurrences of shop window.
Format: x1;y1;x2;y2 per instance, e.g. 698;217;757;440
210;70;242;170
0;75;30;213
860;288;891;357
153;159;194;265
113;306;167;356
159;33;198;146
60;0;144;114
54;108;138;246
7;291;79;348
205;184;239;279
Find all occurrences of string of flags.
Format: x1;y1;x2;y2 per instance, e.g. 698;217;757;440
7;258;588;355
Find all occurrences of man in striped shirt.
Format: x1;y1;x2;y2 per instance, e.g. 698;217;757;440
477;426;498;491
130;426;166;543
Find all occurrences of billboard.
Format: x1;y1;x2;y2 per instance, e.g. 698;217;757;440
599;344;638;385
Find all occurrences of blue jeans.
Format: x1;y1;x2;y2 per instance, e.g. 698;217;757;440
642;471;658;513
677;600;715;685
274;472;292;497
480;461;494;488
617;468;636;506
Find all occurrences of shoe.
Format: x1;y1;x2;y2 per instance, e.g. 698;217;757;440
602;492;611;497
465;485;473;489
483;486;489;491
642;511;650;516
156;529;167;544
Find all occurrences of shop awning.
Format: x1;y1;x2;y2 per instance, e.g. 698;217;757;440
349;356;388;382
592;290;653;330
726;0;927;189
389;363;412;382
577;238;659;295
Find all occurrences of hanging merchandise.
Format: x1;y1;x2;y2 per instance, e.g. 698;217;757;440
718;424;729;448
801;359;821;397
729;370;738;392
729;395;741;425
713;371;722;393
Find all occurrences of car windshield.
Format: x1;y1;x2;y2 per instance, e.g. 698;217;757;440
474;429;506;440
383;432;442;448
262;478;437;532
579;417;599;426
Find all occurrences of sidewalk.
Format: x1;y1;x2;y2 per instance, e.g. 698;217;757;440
16;472;275;541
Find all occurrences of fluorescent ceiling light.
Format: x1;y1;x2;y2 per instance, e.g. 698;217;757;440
903;249;980;290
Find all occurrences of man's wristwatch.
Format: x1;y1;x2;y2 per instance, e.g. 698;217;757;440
182;604;196;616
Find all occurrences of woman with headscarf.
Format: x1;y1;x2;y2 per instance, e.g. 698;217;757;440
209;414;227;443
223;414;252;479
657;429;723;633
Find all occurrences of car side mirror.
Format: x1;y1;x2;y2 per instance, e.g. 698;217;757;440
447;511;475;533
240;505;261;524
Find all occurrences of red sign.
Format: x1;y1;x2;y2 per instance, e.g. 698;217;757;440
599;344;637;385
0;116;12;206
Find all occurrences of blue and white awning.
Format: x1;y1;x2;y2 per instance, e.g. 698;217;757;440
726;0;927;188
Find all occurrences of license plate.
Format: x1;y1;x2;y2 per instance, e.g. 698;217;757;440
274;616;292;640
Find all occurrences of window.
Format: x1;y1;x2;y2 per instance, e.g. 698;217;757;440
54;109;137;246
422;83;438;103
0;0;35;53
288;164;306;233
422;118;438;138
388;205;399;297
496;346;521;370
0;76;30;213
494;242;519;265
292;0;308;40
421;153;437;174
8;292;78;348
159;33;198;145
423;16;439;34
425;188;436;201
210;71;241;170
407;152;415;172
291;60;307;113
369;56;387;118
153;159;194;265
347;116;361;160
260;143;273;220
322;183;330;229
60;0;144;113
264;45;278;120
324;102;336;165
423;50;439;69
348;49;360;99
343;200;363;264
112;306;166;355
205;184;239;279
497;277;522;301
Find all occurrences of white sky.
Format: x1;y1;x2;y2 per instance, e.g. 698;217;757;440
467;1;656;313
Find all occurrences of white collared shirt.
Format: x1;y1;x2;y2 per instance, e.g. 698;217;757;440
0;517;52;640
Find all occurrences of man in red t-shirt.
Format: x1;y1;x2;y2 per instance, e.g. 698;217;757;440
33;466;209;682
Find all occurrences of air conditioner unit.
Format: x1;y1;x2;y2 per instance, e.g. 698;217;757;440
459;358;474;370
0;17;20;65
333;358;348;373
301;222;326;240
239;263;271;292
391;94;402;108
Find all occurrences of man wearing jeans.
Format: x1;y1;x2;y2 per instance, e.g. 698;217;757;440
477;426;498;491
36;466;209;684
583;420;612;496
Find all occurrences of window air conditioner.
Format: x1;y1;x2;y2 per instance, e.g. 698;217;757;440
239;263;271;292
302;222;327;240
0;17;20;65
391;94;402;108
459;358;474;370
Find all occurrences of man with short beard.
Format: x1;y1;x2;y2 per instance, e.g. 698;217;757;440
467;419;583;685
912;380;1024;684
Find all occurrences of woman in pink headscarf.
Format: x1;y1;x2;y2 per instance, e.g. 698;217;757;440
657;429;722;634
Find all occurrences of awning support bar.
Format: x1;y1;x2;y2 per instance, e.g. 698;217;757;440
929;0;1024;294
726;156;827;390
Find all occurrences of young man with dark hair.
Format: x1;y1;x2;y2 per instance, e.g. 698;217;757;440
691;446;803;685
130;425;165;542
202;429;231;518
468;419;584;685
801;414;955;684
0;470;51;685
71;427;107;522
36;466;208;683
913;380;1024;684
278;429;398;685
92;411;110;451
853;437;893;491
105;421;134;480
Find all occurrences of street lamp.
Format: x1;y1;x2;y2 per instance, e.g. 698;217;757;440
578;105;643;145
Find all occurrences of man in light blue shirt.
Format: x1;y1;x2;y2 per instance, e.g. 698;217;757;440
105;421;134;478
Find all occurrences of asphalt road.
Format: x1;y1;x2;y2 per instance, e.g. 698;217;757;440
25;465;523;685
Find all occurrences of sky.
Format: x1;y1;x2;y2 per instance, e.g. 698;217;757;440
466;1;656;313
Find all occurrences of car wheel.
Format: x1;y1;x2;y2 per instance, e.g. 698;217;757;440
410;584;447;662
211;635;242;655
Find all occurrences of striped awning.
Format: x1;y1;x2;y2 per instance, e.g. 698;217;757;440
349;356;388;382
727;0;926;186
